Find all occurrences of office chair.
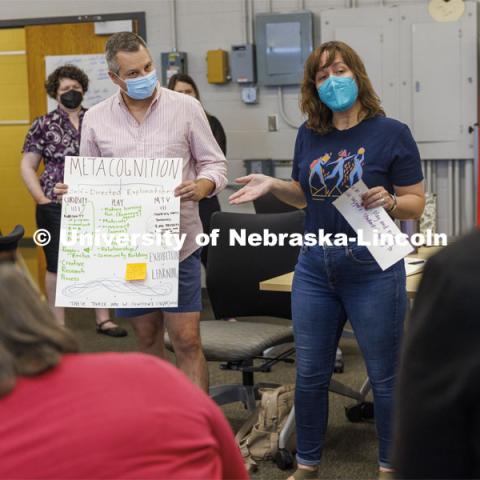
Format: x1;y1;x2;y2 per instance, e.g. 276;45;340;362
165;211;373;469
253;192;298;214
0;224;40;295
166;210;304;410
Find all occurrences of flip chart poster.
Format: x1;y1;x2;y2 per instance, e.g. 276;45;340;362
55;156;182;308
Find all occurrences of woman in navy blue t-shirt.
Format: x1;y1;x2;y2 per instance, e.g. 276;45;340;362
230;41;425;479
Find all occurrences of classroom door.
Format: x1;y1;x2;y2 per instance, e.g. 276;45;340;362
24;23;109;290
25;22;115;120
23;21;137;289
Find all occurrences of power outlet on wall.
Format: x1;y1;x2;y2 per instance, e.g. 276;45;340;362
268;114;278;132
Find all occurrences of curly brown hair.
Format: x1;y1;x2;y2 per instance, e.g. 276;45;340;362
45;64;89;99
300;41;385;135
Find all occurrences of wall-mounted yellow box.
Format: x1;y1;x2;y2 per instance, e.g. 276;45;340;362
206;49;229;84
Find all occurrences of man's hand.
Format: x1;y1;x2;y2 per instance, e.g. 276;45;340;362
174;179;215;202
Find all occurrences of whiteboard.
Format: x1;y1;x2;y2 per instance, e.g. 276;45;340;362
45;54;118;112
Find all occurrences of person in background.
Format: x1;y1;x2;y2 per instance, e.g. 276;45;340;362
167;74;236;321
229;41;425;479
0;225;24;264
20;64;126;337
0;263;248;480
54;33;227;393
392;229;480;479
167;73;226;269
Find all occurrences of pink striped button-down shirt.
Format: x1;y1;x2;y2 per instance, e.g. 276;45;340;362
80;86;228;262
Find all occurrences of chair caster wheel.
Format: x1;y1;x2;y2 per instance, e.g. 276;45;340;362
333;362;344;374
345;401;374;422
334;349;344;373
274;448;294;470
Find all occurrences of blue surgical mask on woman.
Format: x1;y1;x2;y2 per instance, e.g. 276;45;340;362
122;70;158;100
317;75;358;112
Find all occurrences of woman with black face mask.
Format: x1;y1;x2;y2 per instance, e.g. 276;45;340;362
20;64;127;338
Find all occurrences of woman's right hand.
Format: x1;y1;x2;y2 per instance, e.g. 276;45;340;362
53;183;69;200
228;174;273;205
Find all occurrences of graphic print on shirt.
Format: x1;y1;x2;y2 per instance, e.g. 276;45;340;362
309;147;365;199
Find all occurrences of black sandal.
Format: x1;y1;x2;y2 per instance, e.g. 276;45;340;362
96;320;128;338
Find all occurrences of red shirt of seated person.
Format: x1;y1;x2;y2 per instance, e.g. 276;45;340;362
0;265;247;480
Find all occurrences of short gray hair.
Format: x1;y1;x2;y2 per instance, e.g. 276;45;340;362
105;32;148;74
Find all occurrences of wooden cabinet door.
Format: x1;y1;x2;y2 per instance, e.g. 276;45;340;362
24;21;137;289
26;22;111;120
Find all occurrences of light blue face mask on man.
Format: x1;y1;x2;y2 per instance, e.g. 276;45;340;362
317;75;358;112
122;69;158;100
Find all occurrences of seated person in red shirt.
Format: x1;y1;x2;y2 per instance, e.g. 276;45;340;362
0;263;248;480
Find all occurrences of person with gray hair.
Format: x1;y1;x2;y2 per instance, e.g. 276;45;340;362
105;30;148;74
54;32;228;392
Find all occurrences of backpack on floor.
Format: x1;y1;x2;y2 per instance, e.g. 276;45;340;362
235;384;295;472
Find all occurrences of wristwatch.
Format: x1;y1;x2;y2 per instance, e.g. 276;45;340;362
386;193;397;213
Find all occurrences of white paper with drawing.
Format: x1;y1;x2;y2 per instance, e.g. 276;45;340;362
333;180;413;270
55;156;182;308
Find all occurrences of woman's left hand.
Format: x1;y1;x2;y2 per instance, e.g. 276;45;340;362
362;186;394;211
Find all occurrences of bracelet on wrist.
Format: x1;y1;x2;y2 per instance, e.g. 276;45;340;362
386;193;397;213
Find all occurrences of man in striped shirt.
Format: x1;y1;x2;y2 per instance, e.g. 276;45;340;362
55;32;227;392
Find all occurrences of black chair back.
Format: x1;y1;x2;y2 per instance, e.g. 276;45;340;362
253;192;298;214
206;211;305;320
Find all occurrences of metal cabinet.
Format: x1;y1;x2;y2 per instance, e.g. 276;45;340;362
321;1;477;160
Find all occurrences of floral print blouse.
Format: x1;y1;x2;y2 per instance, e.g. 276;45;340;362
22;107;86;201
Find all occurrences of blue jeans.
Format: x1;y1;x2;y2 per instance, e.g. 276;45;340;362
291;243;407;469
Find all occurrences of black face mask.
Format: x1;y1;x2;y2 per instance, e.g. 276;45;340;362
59;90;83;109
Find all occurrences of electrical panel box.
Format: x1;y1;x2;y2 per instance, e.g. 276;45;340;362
230;44;256;83
411;21;461;143
161;51;188;86
241;86;258;104
255;11;313;86
206;49;229;84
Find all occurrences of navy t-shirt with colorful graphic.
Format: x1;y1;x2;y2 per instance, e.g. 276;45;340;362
292;115;424;236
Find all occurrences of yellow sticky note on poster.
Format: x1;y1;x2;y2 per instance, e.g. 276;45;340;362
125;263;147;281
